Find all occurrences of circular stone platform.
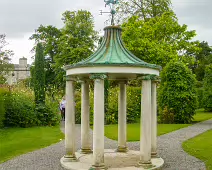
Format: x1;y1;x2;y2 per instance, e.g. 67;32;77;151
60;149;164;170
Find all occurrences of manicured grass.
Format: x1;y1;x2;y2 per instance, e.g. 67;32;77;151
105;124;190;141
193;109;212;123
105;110;212;141
0;126;64;163
182;130;212;170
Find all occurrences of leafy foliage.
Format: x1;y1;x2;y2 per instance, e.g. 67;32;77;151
0;89;6;128
34;43;45;104
0;34;14;77
116;0;172;23
29;25;62;91
122;12;199;67
30;10;98;91
158;61;197;123
203;64;212;111
35;104;60;126
191;41;212;81
1;88;60;128
54;10;98;67
75;86;141;124
4;92;37;128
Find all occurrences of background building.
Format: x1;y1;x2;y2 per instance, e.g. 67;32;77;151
5;57;30;85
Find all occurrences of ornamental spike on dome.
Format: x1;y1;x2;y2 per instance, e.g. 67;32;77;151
104;0;118;25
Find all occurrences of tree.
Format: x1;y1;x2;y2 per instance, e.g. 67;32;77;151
0;34;14;77
29;25;61;94
30;10;98;91
158;61;197;124
34;43;45;104
116;0;172;23
121;12;199;67
203;64;212;111
54;10;98;67
191;41;212;81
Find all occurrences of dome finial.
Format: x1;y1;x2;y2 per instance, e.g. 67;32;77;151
103;0;119;25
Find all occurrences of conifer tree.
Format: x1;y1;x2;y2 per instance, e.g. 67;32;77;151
34;43;45;104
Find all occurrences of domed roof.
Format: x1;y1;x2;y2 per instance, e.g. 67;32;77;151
65;26;161;70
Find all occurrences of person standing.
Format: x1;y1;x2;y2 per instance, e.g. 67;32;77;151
60;96;66;121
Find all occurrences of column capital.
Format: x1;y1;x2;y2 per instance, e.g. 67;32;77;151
89;73;107;80
77;78;91;84
117;80;128;84
138;74;160;81
66;76;76;81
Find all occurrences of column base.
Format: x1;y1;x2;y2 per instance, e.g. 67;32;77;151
63;154;77;162
116;146;128;153
80;148;93;154
89;164;106;170
151;152;158;158
137;160;155;169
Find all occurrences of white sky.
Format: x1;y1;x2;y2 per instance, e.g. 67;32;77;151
0;0;211;64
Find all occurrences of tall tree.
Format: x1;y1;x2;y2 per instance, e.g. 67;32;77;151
29;25;61;92
34;43;45;104
54;10;98;67
116;0;172;23
121;12;199;67
30;10;98;90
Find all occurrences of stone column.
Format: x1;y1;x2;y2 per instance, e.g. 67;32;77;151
64;77;76;161
139;76;152;168
151;80;157;157
80;80;92;153
117;81;128;152
90;74;106;169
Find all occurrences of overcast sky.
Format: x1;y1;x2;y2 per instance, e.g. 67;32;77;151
0;0;211;64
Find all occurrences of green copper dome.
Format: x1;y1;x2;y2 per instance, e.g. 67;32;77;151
65;26;161;70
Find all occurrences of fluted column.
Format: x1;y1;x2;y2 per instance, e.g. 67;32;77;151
117;80;128;152
64;76;76;161
139;76;152;168
80;80;92;153
90;74;106;170
151;80;157;157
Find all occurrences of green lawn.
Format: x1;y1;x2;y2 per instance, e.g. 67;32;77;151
105;124;190;141
105;110;212;141
0;126;64;163
182;130;212;170
193;109;212;123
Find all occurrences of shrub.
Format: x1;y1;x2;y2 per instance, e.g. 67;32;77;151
35;104;60;126
2;87;60;128
158;61;197;124
203;64;212;111
0;89;6;128
4;92;37;128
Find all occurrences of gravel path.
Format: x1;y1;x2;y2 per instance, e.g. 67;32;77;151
0;119;211;170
